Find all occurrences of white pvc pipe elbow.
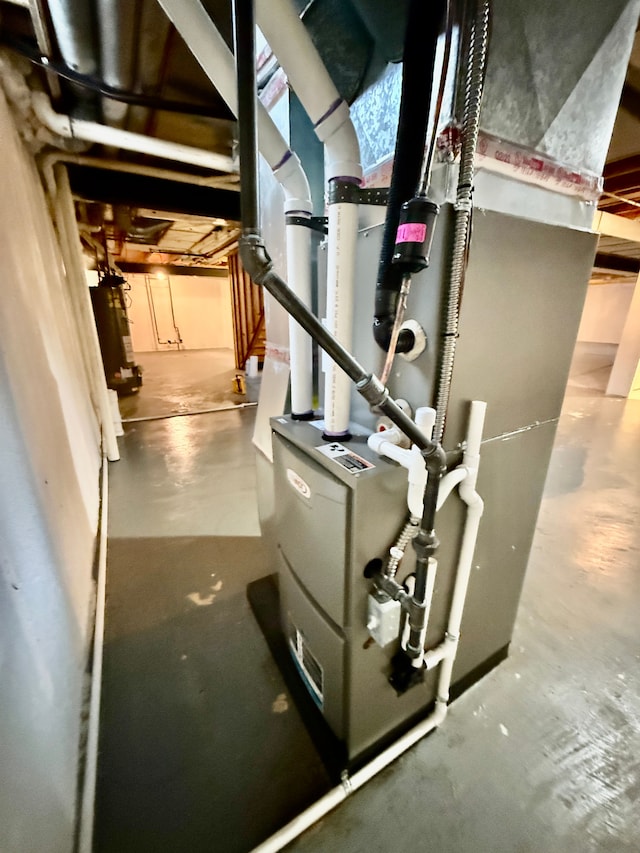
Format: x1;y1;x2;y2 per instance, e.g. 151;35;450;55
156;0;312;212
32;92;236;174
255;0;361;181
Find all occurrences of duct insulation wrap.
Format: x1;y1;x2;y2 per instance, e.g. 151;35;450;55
323;201;358;436
286;222;314;415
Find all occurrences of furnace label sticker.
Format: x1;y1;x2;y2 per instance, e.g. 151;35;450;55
315;442;375;474
289;622;324;709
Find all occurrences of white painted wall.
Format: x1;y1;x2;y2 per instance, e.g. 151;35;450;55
124;273;234;352
0;89;102;852
576;281;635;343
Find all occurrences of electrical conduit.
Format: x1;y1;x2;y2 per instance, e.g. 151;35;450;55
432;0;490;443
157;0;314;415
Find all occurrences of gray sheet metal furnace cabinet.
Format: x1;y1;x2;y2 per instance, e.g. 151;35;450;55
270;208;598;764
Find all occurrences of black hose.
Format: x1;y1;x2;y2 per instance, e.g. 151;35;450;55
373;0;447;353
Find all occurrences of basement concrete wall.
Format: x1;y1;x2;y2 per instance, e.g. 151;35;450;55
0;88;102;852
124;273;234;352
577;281;635;344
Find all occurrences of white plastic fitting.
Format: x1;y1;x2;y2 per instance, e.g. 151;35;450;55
367;406;436;517
399;319;427;362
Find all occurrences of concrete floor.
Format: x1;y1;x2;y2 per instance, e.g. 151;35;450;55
118;349;249;421
97;348;640;852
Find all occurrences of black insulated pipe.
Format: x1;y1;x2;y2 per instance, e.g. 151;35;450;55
373;0;447;354
233;0;260;234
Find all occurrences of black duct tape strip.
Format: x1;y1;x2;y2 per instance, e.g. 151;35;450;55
328;181;390;206
285;215;329;234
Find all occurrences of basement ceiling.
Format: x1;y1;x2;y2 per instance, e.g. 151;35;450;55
0;0;639;277
0;0;411;273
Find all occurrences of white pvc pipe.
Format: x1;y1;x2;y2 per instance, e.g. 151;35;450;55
157;0;314;414
157;0;311;206
255;0;360;181
78;455;108;852
32;91;236;174
435;401;486;701
286;223;314;414
255;0;362;431
54;165;120;461
368;406;436;516
40;151;239;190
108;389;124;437
436;466;467;510
251;701;448;853
322;201;359;435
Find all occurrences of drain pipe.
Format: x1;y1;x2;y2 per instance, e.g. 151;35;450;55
424;400;485;680
31;91;236;174
255;0;362;437
157;0;314;416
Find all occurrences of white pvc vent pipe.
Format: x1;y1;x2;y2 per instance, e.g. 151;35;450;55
157;0;314;415
322;201;358;434
255;0;360;181
32;91;236;174
256;0;362;435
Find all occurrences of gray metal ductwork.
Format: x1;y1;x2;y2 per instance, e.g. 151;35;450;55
97;0;141;124
47;0;99;77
